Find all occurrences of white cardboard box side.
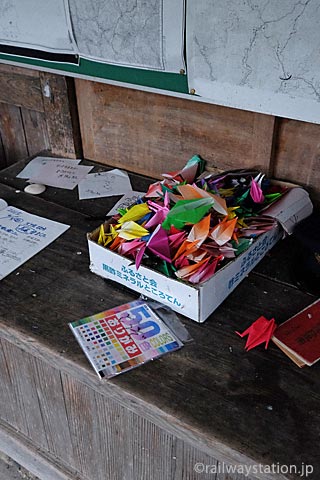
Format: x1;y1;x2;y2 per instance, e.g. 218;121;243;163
87;187;313;322
88;240;201;320
198;225;283;322
88;227;281;322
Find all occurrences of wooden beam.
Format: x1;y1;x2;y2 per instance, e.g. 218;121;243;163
0;131;6;169
0;103;28;165
0;66;43;112
21;108;50;157
0;422;75;480
40;73;80;159
74;80;95;161
0;63;40;77
273;118;320;204
252;113;276;175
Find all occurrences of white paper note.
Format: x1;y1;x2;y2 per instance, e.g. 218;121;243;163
0;205;70;280
78;170;133;200
0;0;77;55
69;0;185;73
106;191;146;216
186;0;320;124
29;160;93;190
17;157;81;179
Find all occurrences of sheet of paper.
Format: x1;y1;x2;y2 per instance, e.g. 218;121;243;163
17;157;81;179
69;0;185;73
0;0;77;54
186;1;320;124
78;170;133;200
29;160;93;190
106;191;146;216
0;205;69;280
106;168;128;178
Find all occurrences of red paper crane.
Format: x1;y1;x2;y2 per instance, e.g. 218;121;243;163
236;316;277;351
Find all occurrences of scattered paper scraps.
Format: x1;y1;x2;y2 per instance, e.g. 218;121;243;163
95;155;290;286
0;204;69;280
78;169;133;200
17;156;81;179
236;316;277;351
106;191;147;216
29;159;93;190
272;299;320;367
69;300;183;379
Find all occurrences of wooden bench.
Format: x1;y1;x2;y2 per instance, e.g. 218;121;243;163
0;157;318;480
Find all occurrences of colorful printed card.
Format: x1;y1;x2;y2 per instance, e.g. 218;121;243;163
69;300;183;378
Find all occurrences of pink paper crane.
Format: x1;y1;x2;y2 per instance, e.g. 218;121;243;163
250;173;265;203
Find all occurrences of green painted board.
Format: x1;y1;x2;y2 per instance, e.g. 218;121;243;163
0;54;189;94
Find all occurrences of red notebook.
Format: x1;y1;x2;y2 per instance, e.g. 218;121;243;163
272;299;320;367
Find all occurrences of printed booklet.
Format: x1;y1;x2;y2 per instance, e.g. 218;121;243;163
272;299;320;367
70;300;183;378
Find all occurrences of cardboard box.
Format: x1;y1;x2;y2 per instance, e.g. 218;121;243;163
87;187;313;323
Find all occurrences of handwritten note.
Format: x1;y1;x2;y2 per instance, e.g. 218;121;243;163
0;205;69;280
29;160;93;190
78;169;133;200
106;191;146;216
17;157;81;179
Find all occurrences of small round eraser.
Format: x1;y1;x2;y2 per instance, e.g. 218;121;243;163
24;183;46;195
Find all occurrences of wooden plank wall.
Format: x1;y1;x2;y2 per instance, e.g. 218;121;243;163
0;65;81;169
0;332;247;480
75;80;276;176
75;79;320;205
273;119;320;203
1;65;319;204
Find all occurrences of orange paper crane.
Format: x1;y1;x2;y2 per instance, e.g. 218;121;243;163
187;214;211;246
209;217;238;246
236;316;277;351
177;184;228;215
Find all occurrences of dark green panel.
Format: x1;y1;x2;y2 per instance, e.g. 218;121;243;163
0;54;189;94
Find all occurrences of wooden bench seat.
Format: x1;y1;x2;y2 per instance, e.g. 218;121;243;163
0;158;318;480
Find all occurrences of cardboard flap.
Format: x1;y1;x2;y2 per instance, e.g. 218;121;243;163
265;188;313;234
0;199;8;211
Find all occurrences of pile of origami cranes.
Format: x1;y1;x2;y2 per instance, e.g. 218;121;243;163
98;156;287;285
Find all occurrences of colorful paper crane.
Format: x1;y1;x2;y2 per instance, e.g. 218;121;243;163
236;316;277;351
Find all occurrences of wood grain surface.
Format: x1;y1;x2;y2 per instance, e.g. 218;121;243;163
0;103;28;165
0;65;81;168
0;173;318;479
75;80;275;178
273;118;320;206
0;65;43;112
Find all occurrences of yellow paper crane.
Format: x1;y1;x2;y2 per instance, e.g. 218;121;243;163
117;203;151;225
118;221;149;240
